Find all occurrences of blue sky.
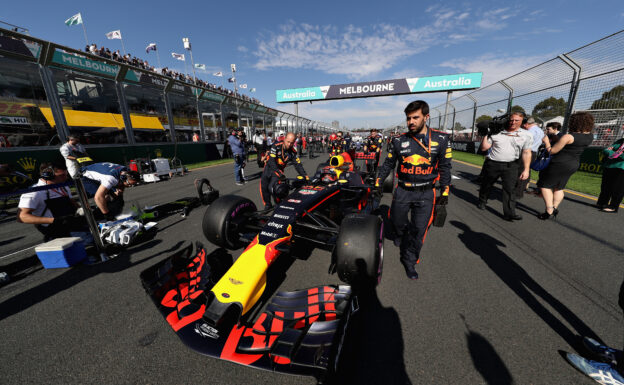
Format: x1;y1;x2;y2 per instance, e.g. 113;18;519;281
3;0;623;129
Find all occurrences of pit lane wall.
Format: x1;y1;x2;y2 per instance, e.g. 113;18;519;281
451;140;607;174
0;28;326;182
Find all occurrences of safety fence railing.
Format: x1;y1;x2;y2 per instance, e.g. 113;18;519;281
401;29;624;148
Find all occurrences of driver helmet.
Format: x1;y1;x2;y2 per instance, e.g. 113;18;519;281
320;166;337;184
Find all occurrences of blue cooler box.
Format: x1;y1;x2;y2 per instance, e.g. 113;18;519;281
35;237;87;268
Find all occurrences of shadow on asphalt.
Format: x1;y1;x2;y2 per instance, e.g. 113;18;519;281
451;220;602;351
460;313;513;385
328;286;411;385
0;236;24;248
0;239;164;322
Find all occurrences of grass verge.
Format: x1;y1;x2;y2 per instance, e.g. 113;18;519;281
452;151;603;197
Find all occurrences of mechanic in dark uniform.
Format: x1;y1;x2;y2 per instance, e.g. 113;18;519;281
260;132;309;209
376;100;452;280
364;128;384;174
329;132;347;156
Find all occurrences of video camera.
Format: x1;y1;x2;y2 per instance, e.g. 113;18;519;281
476;113;509;137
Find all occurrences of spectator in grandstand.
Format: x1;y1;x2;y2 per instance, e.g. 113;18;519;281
536;112;594;219
596;135;624;213
81;163;140;220
517;116;545;196
17;162;84;241
227;129;246;185
544;121;563;146
59;135;91;179
192;132;200;142
478;112;532;221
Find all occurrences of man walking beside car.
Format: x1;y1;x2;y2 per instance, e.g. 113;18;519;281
376;100;452;280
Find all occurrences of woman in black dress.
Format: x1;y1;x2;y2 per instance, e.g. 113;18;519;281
537;112;594;219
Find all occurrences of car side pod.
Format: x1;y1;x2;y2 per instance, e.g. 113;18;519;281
140;242;358;381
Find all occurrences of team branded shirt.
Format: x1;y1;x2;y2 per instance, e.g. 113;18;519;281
486;129;533;162
18;180;71;226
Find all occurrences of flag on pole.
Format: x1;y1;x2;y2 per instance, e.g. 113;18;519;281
105;30;122;40
250;88;256;92
171;53;185;61
194;63;206;70
64;13;83;26
227;77;235;83
230;64;236;72
239;84;248;89
145;43;157;53
213;72;223;77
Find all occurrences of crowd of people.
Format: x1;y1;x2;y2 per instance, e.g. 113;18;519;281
83;43;262;106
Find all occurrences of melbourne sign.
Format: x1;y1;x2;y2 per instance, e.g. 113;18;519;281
276;72;482;103
52;51;119;77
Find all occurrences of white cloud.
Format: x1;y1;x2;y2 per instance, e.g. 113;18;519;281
237;45;248;52
253;6;515;79
439;52;552;86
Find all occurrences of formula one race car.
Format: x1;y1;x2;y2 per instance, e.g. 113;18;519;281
140;153;385;381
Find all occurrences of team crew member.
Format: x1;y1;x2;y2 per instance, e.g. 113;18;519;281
329;132;347;155
59;135;91;178
260;132;309;209
364;128;384;174
81;162;140;220
17;163;83;241
376;100;452;280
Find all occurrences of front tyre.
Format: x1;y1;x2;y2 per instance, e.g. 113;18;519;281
335;214;384;286
202;195;256;249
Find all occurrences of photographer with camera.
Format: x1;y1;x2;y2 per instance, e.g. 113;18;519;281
477;112;533;221
227;128;246;186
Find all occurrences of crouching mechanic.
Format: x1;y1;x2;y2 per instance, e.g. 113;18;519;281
376;100;452;280
260;132;309;209
17;163;85;241
81;162;140;220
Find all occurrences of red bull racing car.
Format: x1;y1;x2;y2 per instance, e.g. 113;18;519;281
140;153;385;381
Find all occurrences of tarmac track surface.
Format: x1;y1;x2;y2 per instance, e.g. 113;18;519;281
0;153;622;385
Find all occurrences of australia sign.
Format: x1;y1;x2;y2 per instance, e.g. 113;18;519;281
276;72;482;103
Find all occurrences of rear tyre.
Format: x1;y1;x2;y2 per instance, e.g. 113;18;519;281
335;213;384;286
202;195;256;249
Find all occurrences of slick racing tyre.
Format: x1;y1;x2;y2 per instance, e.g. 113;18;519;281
383;172;394;193
196;178;219;205
202;195;256;249
335;213;384;286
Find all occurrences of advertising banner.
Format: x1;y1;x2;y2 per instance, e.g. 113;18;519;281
124;70;167;88
276;72;482;103
52;51;119;77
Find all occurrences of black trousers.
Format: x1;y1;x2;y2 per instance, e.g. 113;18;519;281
390;187;435;266
260;169;280;207
479;159;520;217
597;167;624;211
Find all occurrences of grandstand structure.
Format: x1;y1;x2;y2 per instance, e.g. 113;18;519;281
0;27;332;172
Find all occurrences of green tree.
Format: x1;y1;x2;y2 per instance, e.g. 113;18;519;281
511;105;526;114
531;97;567;120
476;115;492;123
453;122;465;131
590;85;624;109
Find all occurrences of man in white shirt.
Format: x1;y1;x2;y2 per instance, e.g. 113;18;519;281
518;116;545;195
18;163;82;241
478;112;533;221
59;135;91;178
